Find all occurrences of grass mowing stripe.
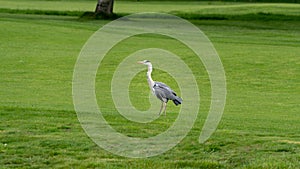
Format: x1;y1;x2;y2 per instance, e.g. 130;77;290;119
1;0;300;19
0;8;84;16
174;12;300;21
1;8;300;22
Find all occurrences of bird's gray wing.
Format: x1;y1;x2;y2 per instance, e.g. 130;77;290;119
154;82;177;96
153;82;177;102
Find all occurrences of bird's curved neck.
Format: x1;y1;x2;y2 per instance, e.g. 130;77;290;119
147;63;155;90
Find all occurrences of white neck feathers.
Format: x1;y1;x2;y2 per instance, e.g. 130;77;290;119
146;63;155;91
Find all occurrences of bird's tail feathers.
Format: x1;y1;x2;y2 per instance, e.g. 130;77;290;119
173;97;182;106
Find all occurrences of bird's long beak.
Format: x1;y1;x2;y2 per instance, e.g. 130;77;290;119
137;61;143;64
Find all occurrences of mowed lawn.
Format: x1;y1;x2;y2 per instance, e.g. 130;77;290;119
1;0;300;168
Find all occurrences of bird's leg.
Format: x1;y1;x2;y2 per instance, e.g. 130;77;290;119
163;102;167;116
158;102;164;115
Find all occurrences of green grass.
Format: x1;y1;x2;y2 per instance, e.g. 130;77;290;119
1;0;300;18
1;0;300;168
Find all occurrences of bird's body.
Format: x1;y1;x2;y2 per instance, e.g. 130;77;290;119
153;82;182;106
138;60;182;115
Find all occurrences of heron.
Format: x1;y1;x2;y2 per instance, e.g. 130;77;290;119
138;60;182;116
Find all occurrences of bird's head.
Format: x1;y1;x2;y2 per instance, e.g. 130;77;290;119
137;60;151;65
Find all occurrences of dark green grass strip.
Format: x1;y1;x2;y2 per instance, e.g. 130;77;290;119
0;8;84;16
172;11;300;21
122;0;300;2
1;8;300;21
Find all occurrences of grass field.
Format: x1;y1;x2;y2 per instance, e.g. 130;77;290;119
1;0;300;168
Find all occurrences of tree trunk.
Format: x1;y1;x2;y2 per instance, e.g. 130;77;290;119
95;0;114;15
